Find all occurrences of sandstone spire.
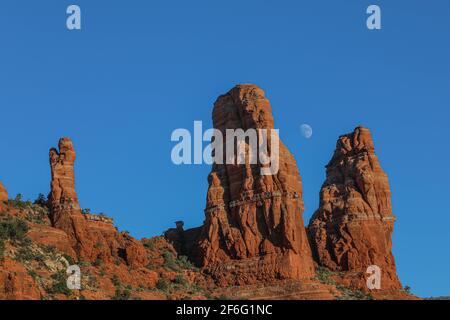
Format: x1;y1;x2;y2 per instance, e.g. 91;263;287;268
307;126;402;290
48;137;92;258
195;84;315;286
49;138;81;217
47;137;149;267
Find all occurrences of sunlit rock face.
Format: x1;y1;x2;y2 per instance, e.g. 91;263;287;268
193;84;315;286
48;137;93;258
48;138;149;268
308;126;402;290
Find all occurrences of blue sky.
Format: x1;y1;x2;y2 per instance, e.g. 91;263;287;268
0;1;449;297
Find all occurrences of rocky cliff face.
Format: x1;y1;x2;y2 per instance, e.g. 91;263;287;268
194;84;315;286
307;126;402;291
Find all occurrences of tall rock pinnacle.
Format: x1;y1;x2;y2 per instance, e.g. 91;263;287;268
49;138;81;217
307;126;402;290
195;84;315;286
48;137;93;258
48;137;149;267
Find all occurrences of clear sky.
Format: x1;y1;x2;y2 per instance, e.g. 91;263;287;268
0;1;449;298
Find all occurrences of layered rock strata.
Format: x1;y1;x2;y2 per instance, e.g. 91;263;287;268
193;84;315;286
307;126;402;290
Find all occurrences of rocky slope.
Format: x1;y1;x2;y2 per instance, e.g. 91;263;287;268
0;85;415;300
0;139;209;300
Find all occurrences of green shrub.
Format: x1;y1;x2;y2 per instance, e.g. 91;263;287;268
315;266;373;300
0;217;29;243
25;206;49;225
8;194;32;209
28;270;39;279
33;194;48;208
62;254;75;265
143;239;155;250
16;247;45;263
44;245;57;255
315;266;335;285
111;274;121;287
93;257;103;267
0;240;5;258
113;288;131;300
47;271;71;296
336;285;373;300
145;262;156;270
156;278;169;292
161;251;197;271
177;255;197;270
162;251;178;271
173;274;188;287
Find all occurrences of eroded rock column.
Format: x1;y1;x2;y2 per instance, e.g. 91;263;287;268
307;126;402;290
48;138;93;259
195;84;315;286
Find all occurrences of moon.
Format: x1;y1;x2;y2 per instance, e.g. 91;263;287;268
301;124;313;139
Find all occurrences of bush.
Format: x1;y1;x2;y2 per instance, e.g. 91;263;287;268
47;271;71;296
315;266;373;300
8;194;32;209
93;257;103;267
16;247;45;263
143;239;155;250
28;270;39;279
25;206;49;225
62;254;75;265
111;274;121;287
113;288;131;300
173;274;188;287
156;278;169;292
336;285;373;300
161;251;197;271
0;217;29;243
0;240;5;258
315;266;335;285
177;255;197;270
34;194;48;208
162;251;178;271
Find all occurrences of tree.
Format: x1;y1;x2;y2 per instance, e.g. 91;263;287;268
34;193;47;206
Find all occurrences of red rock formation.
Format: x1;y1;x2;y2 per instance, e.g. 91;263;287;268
48;138;148;268
307;126;402;290
48;138;94;259
0;181;8;205
0;258;42;300
194;84;315;286
27;224;77;259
